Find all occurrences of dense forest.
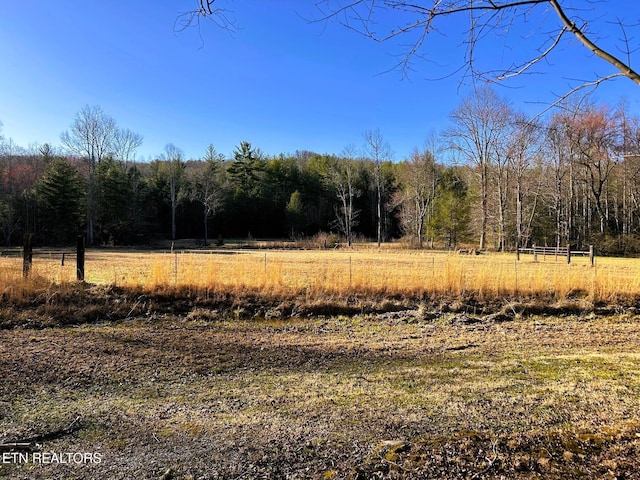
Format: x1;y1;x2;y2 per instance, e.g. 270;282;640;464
2;87;640;254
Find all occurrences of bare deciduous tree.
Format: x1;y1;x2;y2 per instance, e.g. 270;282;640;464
446;86;512;250
545;112;573;246
61;105;118;245
113;128;143;168
162;143;186;241
329;146;361;247
394;148;439;247
507;114;543;249
564;102;620;236
0;139;28;245
188;144;225;245
363;129;391;247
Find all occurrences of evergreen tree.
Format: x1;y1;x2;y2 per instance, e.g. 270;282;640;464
36;158;85;244
94;158;134;244
227;141;264;236
228;141;263;199
429;168;471;249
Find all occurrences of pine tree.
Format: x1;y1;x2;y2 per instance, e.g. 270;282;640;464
37;158;85;244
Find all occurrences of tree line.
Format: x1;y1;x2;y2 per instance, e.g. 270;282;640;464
1;88;640;254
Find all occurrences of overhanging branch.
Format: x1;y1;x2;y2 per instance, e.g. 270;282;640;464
548;0;640;86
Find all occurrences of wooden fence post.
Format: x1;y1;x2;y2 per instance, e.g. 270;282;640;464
533;244;537;262
22;234;33;278
566;244;571;264
77;235;85;281
589;245;594;266
516;245;520;261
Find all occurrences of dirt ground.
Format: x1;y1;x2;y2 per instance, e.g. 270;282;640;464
1;285;640;479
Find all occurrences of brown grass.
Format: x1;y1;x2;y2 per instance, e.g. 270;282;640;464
3;248;640;306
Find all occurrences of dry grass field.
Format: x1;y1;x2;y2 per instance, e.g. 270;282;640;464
3;246;640;303
1;247;640;479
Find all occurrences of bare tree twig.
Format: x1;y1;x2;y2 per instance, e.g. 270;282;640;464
494;26;568;81
529;72;625;122
177;0;238;35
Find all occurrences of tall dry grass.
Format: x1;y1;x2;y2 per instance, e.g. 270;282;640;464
3;248;640;304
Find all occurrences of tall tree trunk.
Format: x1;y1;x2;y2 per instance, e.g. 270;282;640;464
203;207;209;246
516;182;523;249
171;180;177;240
376;171;382;247
87;159;96;246
479;163;488;250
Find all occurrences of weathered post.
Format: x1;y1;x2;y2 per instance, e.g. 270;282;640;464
566;244;571;264
533;244;538;262
77;235;85;281
589;245;594;266
22;234;33;278
516;245;520;261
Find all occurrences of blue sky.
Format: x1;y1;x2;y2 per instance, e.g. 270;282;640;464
0;1;638;161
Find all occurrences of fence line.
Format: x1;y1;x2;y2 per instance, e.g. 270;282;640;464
20;235;85;281
516;244;594;266
8;241;605;293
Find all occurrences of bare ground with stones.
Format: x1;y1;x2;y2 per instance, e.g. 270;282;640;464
1;285;640;479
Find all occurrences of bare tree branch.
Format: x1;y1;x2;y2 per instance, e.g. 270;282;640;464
494;25;568;81
177;0;238;35
312;1;640;91
530;72;626;122
185;1;640;104
548;0;640;86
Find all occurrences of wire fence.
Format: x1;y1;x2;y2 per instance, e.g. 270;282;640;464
3;246;638;300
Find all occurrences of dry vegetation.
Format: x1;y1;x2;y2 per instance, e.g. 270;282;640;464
1;247;640;479
3;246;640;306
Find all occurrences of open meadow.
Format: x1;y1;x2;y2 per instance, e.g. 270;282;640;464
1;247;640;479
3;246;640;303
